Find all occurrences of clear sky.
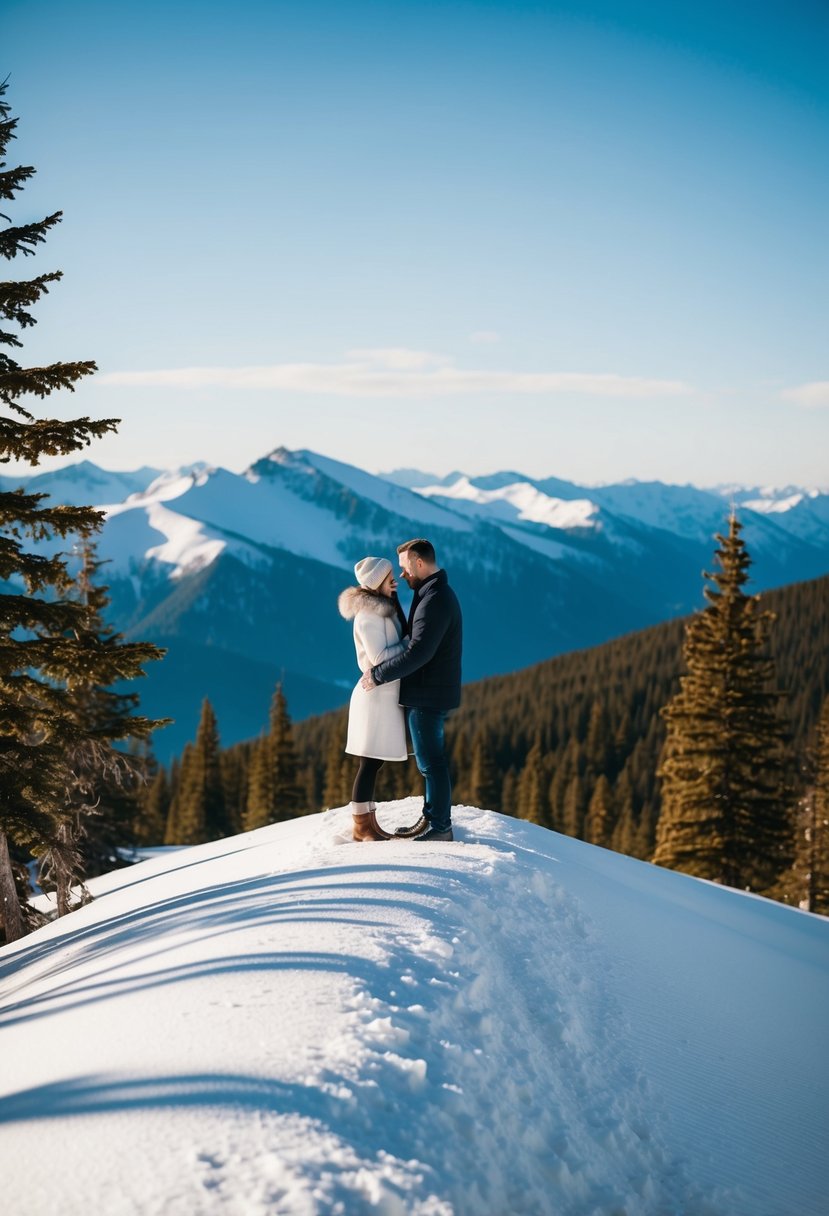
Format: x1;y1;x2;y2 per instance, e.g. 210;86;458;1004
5;0;828;487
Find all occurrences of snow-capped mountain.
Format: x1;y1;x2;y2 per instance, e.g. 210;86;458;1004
0;459;162;507
8;450;829;758
3;805;827;1215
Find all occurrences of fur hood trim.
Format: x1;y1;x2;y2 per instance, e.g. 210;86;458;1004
338;586;397;621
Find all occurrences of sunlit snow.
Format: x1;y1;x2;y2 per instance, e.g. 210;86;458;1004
2;805;827;1216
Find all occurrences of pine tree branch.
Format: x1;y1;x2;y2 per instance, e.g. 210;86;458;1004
0;413;118;462
0;272;63;326
0;356;98;403
0;491;105;537
0;164;36;202
0;211;63;259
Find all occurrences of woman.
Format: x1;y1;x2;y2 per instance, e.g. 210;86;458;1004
338;556;408;841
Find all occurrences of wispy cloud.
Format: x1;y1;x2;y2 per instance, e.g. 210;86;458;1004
99;348;693;399
468;330;501;345
782;381;829;409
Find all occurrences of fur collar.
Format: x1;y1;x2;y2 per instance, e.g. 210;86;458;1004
338;586;397;621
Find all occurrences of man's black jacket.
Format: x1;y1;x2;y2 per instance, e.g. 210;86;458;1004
371;569;462;710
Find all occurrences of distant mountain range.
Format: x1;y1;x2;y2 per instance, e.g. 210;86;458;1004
3;452;828;760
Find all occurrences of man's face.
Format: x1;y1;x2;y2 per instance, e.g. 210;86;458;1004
399;551;423;590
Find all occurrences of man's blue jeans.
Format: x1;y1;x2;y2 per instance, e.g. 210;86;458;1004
407;708;452;832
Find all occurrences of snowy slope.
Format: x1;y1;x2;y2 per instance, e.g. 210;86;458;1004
417;475;599;531
2;805;827;1216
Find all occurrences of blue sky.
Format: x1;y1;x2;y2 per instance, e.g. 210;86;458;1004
5;0;828;486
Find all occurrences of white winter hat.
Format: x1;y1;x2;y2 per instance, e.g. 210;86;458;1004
354;556;392;590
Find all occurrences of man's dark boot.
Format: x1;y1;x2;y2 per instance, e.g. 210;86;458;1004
414;826;454;842
394;814;428;838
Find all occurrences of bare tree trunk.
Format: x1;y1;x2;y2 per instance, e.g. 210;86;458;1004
0;830;25;943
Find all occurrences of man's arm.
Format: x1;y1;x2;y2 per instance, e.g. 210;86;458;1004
370;594;449;685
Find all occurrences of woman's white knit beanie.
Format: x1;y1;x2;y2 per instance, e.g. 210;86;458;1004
354;556;392;590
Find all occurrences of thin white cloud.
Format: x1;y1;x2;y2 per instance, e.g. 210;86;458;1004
345;347;451;370
468;330;501;345
782;381;829;408
99;349;693;399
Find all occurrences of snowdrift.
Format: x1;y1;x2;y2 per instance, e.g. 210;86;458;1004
1;804;827;1216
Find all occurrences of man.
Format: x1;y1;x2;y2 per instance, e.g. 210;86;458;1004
361;538;462;841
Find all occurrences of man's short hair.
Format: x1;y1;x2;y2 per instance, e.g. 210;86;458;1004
397;537;436;565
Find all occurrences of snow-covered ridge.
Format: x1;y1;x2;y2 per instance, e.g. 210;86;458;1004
8;452;829;582
1;805;827;1215
417;475;599;530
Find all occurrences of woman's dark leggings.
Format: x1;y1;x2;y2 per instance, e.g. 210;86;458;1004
352;757;384;803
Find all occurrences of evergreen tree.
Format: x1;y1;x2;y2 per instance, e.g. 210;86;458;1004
783;697;829;914
270;683;303;817
654;516;793;892
36;543;168;910
244;734;275;831
562;773;586;839
323;729;347;808
517;737;545;824
0;83;123;938
169;701;228;844
220;748;247;834
164;747;190;844
242;684;304;825
585;774;614;847
468;729;501;811
500;768;518;817
585;699;613;777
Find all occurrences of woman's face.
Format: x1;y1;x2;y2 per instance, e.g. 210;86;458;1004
378;570;397;597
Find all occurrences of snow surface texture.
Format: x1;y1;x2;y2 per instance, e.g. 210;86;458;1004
1;805;827;1216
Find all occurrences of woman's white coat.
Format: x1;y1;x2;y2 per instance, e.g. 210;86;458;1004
339;586;408;761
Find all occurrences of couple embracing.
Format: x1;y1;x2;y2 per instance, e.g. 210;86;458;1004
337;538;463;843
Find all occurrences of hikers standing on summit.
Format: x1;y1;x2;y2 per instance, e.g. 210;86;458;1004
361;538;463;841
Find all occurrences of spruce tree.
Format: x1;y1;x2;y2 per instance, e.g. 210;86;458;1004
270;683;303;818
500;768;518;818
468;729;501;811
220;748;247;834
164;747;191;844
585;774;614;847
244;734;275;831
654;515;793;892
37;543;168;911
0;82;120;938
323;729;347;808
173;699;228;844
517;737;545;824
783;697;829;914
562;773;586;839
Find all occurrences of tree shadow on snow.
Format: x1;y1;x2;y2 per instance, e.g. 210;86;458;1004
0;862;479;1031
0;1069;349;1126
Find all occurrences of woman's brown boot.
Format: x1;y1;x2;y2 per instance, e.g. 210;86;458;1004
351;803;390;842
